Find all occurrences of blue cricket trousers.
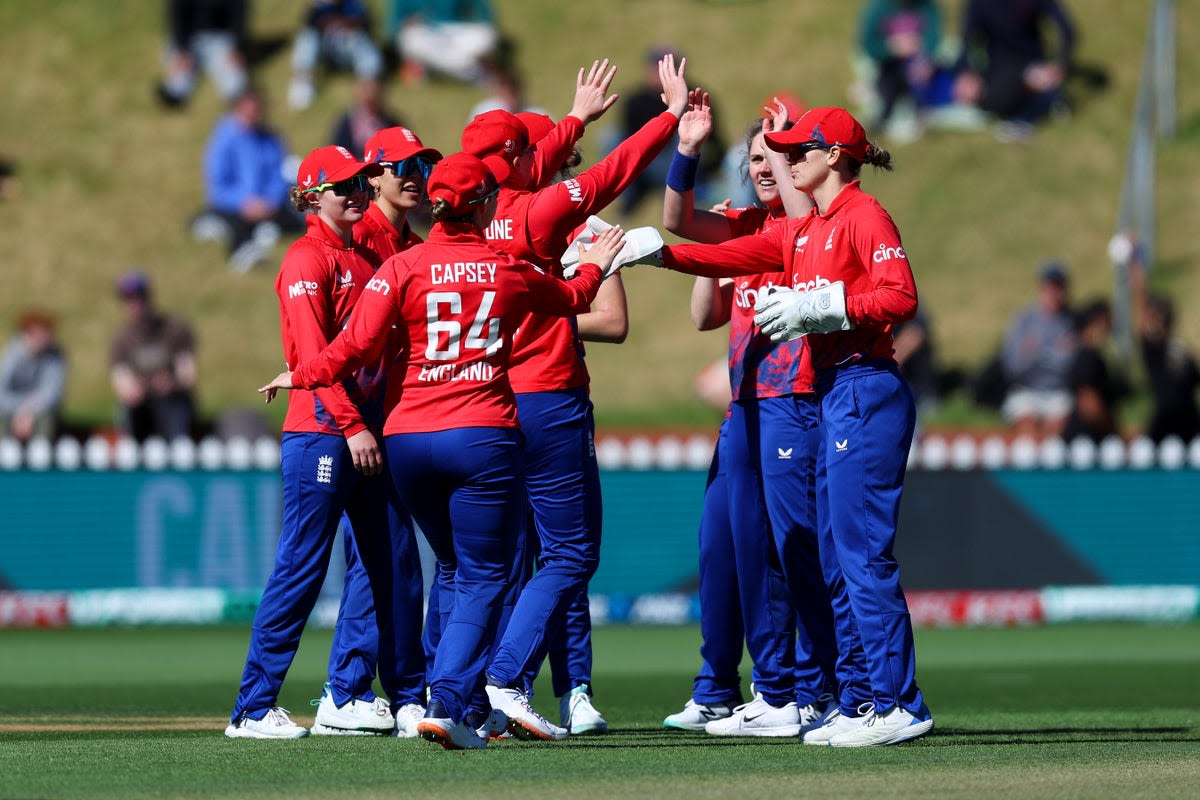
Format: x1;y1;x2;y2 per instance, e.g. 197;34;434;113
386;427;524;722
231;431;391;722
724;399;799;708
327;487;427;709
692;418;746;706
816;362;924;715
486;388;601;688
757;394;869;709
545;586;593;698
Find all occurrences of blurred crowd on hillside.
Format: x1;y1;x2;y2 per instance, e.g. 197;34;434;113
1;0;1191;446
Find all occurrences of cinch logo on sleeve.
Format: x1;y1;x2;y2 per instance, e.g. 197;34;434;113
366;276;391;295
288;280;320;298
873;243;906;263
564;179;582;204
793;274;832;292
733;279;785;309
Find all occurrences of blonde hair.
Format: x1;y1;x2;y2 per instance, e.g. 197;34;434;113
290;185;318;213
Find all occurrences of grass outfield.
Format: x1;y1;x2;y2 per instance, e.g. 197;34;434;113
0;624;1197;799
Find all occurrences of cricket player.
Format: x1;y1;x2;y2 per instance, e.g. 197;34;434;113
258;153;627;749
653;107;933;747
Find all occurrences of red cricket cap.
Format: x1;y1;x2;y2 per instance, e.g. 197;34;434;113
515;111;556;145
296;145;383;193
427;152;509;215
461;109;529;163
363;126;443;165
764;106;869;163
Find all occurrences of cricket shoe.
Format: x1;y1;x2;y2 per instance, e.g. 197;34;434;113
417;711;487;751
662;698;737;731
828;704;934;748
224;707;309;739
560;684;608;735
801;702;876;745
704;695;803;737
393;702;426;739
466;708;510;740
309;685;394;736
485;684;568;741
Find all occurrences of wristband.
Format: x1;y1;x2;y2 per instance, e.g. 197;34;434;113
666;151;701;192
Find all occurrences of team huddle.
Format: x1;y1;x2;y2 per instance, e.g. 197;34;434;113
226;52;932;750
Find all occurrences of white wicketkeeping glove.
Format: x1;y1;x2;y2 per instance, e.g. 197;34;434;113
753;282;853;343
560;215;664;279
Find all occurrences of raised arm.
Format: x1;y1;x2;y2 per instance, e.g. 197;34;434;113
762;97;814;219
527;59;619;187
663;88;735;243
524;54;689;261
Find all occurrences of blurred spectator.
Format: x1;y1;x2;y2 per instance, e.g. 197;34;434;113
1122;239;1200;442
0;157;15;201
951;0;1077;143
611;45;724;217
330;77;406;157
155;0;249;109
287;0;383;111
388;0;498;86
1062;299;1128;443
467;62;549;120
858;0;948;134
0;309;65;442
190;86;302;273
999;261;1076;438
893;312;939;416
109;271;197;442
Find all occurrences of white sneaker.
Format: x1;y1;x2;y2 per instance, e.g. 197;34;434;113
801;702;875;745
828;704;934;748
485;685;568;741
417;716;486;750
228;238;272;274
190;213;230;243
309;687;394;736
704;695;802;737
393;702;425;739
559;684;608;735
473;708;509;740
224;707;309;739
662;698;737;731
797;700;827;737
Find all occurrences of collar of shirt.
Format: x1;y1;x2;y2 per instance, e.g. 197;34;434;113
305;214;356;250
818;180;863;220
427;220;491;244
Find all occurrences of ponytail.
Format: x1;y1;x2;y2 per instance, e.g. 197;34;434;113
863;144;893;172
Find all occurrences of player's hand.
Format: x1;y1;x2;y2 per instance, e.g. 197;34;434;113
710;198;732;213
346;429;383;476
569;58;619;125
762;96;790;133
578;224;626;277
257;370;294;403
658;53;689;118
677;88;712;155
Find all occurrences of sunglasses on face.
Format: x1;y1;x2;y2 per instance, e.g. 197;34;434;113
786;142;831;164
311;173;373;196
466;184;501;206
381;157;436;180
